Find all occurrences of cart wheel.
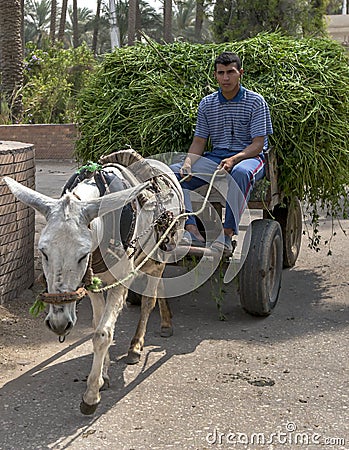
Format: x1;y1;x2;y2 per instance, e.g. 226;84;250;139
273;197;302;268
239;219;283;316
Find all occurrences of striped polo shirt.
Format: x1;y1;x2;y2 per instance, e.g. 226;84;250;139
194;86;273;154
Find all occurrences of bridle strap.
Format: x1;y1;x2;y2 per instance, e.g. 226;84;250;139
36;255;93;305
37;287;88;305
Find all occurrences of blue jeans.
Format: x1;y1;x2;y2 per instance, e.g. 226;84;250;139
170;150;265;234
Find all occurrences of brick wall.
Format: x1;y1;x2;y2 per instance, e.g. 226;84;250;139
0;142;35;304
0;124;78;160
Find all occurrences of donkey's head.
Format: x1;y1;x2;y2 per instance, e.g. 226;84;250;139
3;176;148;337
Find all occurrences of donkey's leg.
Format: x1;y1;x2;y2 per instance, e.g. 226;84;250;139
155;278;173;336
81;284;127;415
126;261;166;365
158;298;173;337
88;291;111;389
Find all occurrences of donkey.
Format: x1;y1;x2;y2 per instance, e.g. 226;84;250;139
3;151;184;414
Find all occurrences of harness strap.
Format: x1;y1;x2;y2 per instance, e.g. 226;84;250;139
36;255;93;305
37;287;88;305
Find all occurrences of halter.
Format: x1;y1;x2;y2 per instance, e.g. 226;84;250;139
36;258;93;305
37;287;88;305
35;167;222;307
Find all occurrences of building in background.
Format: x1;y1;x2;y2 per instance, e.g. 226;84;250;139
326;14;349;46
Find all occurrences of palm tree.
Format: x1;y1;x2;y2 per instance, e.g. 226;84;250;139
58;0;68;42
194;0;204;41
128;0;137;45
65;6;95;48
50;0;56;44
92;0;102;54
0;0;23;122
136;0;142;40
173;0;195;39
24;0;51;47
87;0;162;52
21;0;25;49
138;0;162;42
326;0;344;13
164;0;173;42
72;0;78;47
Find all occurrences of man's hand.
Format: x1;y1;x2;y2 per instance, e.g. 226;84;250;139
179;160;192;180
218;156;238;173
180;136;207;181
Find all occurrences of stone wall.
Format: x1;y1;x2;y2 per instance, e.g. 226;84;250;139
0;142;35;304
326;14;349;45
0;124;78;160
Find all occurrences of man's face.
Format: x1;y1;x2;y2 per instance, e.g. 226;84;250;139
214;63;243;99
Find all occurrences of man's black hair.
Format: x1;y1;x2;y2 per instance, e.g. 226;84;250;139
214;52;242;71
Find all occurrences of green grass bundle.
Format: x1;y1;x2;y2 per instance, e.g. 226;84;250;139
76;32;349;228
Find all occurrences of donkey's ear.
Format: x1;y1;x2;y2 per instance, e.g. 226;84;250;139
82;181;150;223
3;176;57;218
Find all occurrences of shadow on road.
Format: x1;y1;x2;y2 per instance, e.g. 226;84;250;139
1;263;348;449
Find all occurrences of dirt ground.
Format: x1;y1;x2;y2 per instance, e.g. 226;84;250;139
0;160;80;386
0;160;348;388
1;160;349;450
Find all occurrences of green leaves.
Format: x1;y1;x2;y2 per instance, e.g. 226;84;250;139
75;33;349;231
22;43;96;124
29;299;46;317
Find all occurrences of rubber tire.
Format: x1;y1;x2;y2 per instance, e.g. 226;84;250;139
273;197;302;268
239;219;283;316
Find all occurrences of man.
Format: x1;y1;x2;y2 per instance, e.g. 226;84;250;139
170;51;273;252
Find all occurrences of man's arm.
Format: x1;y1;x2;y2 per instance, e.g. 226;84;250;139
179;136;207;178
218;136;265;172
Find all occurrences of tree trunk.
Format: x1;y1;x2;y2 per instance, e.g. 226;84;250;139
109;0;120;49
194;0;204;42
58;0;68;42
163;0;173;42
212;0;227;42
50;0;57;44
92;0;102;54
128;0;137;45
72;0;79;48
136;0;142;42
21;0;25;50
0;0;23;123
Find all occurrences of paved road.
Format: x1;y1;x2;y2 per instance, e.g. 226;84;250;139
1;160;348;450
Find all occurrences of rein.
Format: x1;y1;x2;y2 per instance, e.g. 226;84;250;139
88;169;223;294
36;168;222;304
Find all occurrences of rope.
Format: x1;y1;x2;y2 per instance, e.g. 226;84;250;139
89;169;223;294
37;287;88;304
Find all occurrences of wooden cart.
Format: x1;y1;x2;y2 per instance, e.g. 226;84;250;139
127;149;302;316
182;147;303;316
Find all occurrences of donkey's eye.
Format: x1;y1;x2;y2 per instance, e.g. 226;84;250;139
78;254;88;264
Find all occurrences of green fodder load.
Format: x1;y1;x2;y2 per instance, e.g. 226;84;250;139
76;32;349;224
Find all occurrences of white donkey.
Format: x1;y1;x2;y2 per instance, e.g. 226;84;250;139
3;151;183;414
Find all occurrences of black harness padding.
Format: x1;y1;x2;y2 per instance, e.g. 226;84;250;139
62;167;136;251
94;169;135;250
61;168;94;196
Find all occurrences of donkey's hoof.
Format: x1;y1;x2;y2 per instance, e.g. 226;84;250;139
160;326;173;338
126;350;141;365
80;400;99;415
